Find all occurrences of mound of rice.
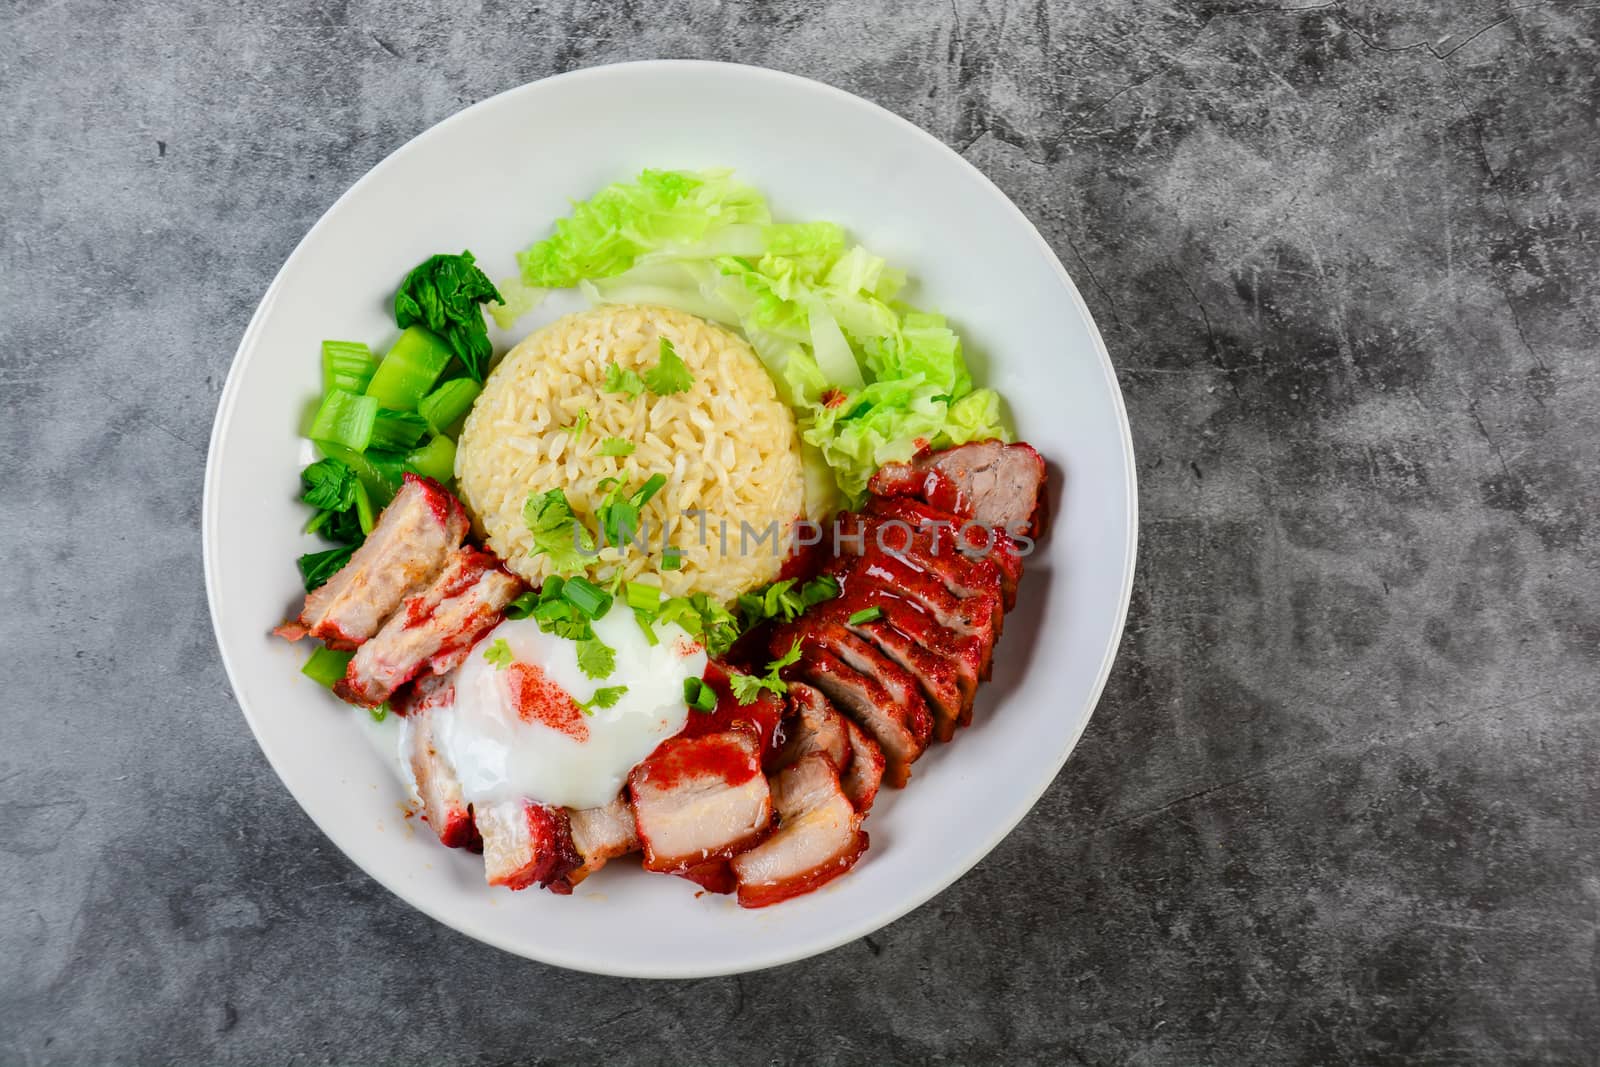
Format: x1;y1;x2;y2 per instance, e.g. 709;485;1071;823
456;304;804;602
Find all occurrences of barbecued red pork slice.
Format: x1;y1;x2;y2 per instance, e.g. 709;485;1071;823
276;473;469;648
476;799;582;892
730;755;868;908
839;717;885;812
794;647;929;788
566;794;639;886
839;588;988;698
836;604;968;740
784;622;938;748
628;731;773;872
334;548;522;708
403;690;478;850
862;498;1018;613
775;682;850;772
869;440;1047;539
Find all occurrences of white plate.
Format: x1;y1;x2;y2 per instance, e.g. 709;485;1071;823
204;60;1136;978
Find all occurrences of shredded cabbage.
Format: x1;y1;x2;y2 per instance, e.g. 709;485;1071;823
516;169;1009;503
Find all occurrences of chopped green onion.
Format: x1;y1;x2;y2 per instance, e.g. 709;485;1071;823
599;437;635;457
634;609;659;646
301;646;354;688
370;703;389;722
307;389;378;452
370;409;430;451
419;378;481;435
404;435;456;484
625;581;662;616
560;575;611;619
661;548;683;571
322;340;378;395
365;325;453;411
683;676;717;713
505;590;540;620
353;480;375;536
633;473;668;508
847;606;882;625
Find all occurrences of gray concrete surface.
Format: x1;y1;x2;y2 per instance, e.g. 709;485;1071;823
3;1;1597;1063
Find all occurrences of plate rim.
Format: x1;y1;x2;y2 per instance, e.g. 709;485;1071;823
202;58;1139;978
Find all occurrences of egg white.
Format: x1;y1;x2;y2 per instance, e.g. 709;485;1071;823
436;609;707;811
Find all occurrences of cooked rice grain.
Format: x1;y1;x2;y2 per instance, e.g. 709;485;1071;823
456;305;804;602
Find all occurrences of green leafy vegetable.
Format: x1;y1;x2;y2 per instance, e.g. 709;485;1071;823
643;336;694;395
522;489;594;574
307;389;378;452
599;437;635;457
575;637;616;680
393;251;504;383
301;646;354;688
517;169;769;286
683;676;718;714
418;378;481;435
579;685;628;715
322;341;379;395
300;458;358;512
297;546;356;592
353;480;375;536
403;434;456;484
370;409;430;451
603;362;646;398
483;638;514;669
365;325;454;411
847;606;883;625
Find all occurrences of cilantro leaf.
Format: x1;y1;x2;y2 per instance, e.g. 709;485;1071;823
575;637;616;680
643;336;694;395
483;638;514;669
300;458;358;512
393;250;504;383
522;489;595;574
579;685;628;714
599;437;635;457
603;362;646;398
730;639;802;705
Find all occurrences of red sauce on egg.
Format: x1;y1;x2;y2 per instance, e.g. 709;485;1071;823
506;662;589;742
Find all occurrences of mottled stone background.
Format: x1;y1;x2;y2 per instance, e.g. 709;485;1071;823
3;0;1597;1063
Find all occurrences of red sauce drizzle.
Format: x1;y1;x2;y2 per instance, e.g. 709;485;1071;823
506;662;589;742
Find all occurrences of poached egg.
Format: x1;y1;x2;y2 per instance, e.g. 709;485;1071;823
434;609;707;811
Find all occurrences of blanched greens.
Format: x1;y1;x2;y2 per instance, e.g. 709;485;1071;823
394;251;504;383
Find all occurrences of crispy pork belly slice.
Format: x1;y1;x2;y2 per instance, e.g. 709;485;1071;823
476;799;581;893
775;682;850;772
277;473;469;649
677;859;737;895
794;647;928;788
565;794;639;886
334;548;522;708
839;717;885;812
786;622;937;749
837;606;967;740
869;440;1047;539
731;755;868;909
390;668;455;718
628;731;773;873
404;690;478;850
